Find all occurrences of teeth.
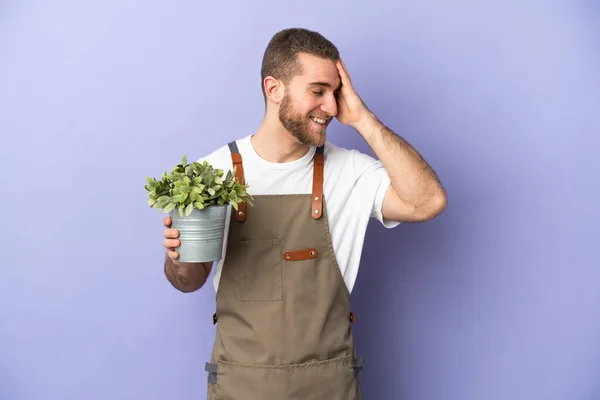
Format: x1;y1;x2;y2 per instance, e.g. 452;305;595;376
311;117;326;124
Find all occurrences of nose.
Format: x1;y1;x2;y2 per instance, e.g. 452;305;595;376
321;94;337;117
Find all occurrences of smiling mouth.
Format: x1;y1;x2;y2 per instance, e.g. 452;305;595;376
310;116;328;126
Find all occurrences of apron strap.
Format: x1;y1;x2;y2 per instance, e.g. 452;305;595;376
228;141;247;222
229;141;325;220
311;145;325;219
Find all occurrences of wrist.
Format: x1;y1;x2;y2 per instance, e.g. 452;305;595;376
353;112;382;142
164;255;208;293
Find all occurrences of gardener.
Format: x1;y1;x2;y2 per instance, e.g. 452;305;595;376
161;28;446;399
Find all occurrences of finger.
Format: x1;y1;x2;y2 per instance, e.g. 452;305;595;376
343;60;353;83
167;250;179;260
164;228;179;239
164;238;181;248
163;216;172;227
340;58;350;75
336;60;352;86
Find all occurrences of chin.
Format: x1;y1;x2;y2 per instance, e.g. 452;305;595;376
312;132;327;146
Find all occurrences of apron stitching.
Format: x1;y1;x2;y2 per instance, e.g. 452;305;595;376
217;354;353;369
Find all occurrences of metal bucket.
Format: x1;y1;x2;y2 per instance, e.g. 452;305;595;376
169;204;228;262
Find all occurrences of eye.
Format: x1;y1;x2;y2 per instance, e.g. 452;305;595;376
312;91;323;96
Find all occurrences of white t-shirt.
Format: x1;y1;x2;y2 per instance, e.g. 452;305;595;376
196;134;400;294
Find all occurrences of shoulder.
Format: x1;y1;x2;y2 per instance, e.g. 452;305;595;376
323;141;382;180
195;136;250;171
322;141;355;170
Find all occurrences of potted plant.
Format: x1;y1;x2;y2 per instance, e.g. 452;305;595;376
145;155;253;262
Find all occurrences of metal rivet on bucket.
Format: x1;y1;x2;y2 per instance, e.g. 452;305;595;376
285;253;291;259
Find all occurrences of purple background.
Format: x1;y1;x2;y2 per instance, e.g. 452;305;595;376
1;1;599;399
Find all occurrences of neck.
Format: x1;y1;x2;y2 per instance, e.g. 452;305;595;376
251;113;311;163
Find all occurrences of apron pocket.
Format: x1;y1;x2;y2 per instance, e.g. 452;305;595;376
287;354;362;400
236;238;282;302
206;355;362;400
207;360;288;400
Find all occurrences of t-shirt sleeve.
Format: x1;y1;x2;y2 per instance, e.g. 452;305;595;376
352;150;401;229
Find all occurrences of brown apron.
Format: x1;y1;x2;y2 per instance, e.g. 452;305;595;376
205;141;364;399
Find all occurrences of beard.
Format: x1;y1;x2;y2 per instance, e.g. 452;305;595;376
278;93;328;147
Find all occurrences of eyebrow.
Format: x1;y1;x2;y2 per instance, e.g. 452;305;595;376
308;81;342;91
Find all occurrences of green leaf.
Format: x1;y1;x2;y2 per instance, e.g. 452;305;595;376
185;203;194;215
182;155;187;166
163;202;176;213
180;192;189;204
156;196;170;209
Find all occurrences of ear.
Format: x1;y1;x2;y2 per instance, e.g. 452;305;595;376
263;76;284;103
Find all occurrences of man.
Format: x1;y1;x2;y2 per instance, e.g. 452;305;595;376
161;28;446;399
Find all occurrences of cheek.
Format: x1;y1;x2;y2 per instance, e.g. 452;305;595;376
288;90;318;115
295;100;316;116
302;98;321;114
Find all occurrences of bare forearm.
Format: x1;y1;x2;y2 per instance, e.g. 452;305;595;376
164;254;211;293
355;113;446;211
